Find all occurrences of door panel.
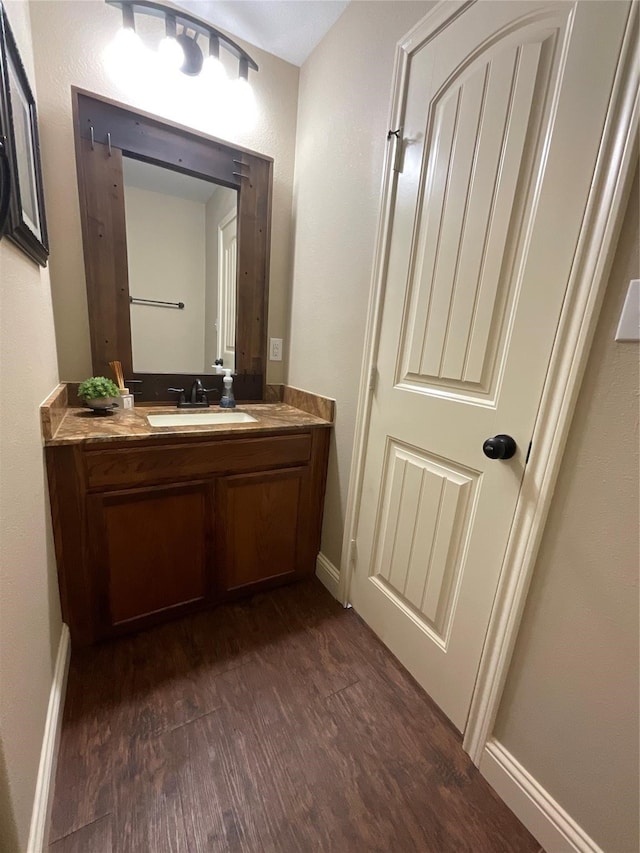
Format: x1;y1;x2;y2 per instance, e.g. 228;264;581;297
399;12;566;403
403;39;550;393
373;440;479;643
350;0;631;731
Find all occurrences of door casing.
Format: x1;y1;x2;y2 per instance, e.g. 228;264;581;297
339;0;639;765
217;206;238;368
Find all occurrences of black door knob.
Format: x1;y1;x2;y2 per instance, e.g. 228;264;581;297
483;434;517;460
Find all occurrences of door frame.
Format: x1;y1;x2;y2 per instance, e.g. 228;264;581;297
217;205;238;365
339;0;639;765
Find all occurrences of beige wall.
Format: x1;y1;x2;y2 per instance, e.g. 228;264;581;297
288;0;434;566
28;0;299;384
125;186;206;374
494;172;640;853
0;2;63;849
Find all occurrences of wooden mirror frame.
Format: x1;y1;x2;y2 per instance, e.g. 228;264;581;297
72;88;272;402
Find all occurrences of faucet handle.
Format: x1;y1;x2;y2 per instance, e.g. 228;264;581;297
201;387;220;405
168;387;186;406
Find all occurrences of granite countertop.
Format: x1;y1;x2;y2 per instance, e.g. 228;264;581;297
41;385;334;447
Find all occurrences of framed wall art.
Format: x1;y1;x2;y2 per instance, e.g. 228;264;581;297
0;2;48;265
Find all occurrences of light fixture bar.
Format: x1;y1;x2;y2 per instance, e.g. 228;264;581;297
106;0;259;72
122;2;135;29
165;12;176;39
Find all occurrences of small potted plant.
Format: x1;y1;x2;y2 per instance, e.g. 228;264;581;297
77;376;120;412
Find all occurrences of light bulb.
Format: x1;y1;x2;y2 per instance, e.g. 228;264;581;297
104;27;145;83
198;55;227;109
201;55;226;85
228;78;257;129
158;36;184;71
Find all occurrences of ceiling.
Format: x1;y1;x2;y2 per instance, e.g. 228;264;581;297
123;157;233;204
176;0;350;67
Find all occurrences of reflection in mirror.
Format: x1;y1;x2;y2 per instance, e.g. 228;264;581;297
122;157;238;375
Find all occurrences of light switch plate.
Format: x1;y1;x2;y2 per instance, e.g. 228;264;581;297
615;279;640;341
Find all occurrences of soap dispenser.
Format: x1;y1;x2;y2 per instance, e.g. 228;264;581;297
220;369;236;408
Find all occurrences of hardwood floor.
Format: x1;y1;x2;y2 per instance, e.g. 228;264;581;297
49;579;543;853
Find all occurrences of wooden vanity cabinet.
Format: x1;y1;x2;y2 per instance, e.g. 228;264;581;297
46;428;330;645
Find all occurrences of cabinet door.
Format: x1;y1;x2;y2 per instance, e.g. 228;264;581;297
89;482;214;637
215;467;309;594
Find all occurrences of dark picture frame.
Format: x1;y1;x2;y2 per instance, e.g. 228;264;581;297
0;2;48;265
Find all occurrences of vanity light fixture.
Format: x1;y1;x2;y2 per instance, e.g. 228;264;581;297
105;0;258;84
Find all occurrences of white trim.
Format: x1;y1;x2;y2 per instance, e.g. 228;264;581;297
27;624;70;853
316;552;341;600
480;739;604;853
339;0;639;764
217;205;237;365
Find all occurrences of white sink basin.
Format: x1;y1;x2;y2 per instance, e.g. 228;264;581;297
147;411;257;427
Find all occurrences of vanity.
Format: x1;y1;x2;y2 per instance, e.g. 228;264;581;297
43;386;332;646
42;91;333;646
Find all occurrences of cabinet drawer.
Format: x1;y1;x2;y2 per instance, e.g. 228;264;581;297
85;433;312;490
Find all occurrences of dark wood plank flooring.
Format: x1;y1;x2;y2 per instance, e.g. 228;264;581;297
49;579;543;853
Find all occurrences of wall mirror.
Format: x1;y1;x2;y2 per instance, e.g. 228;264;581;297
72;88;272;401
123;158;238;375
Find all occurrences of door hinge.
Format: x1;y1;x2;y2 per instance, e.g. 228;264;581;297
349;539;358;569
526;441;532;464
369;366;377;392
388;127;404;173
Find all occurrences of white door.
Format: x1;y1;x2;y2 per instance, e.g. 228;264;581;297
217;208;237;368
350;0;631;732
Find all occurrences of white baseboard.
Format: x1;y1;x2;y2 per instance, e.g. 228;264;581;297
27;624;70;853
315;552;341;600
480;739;604;853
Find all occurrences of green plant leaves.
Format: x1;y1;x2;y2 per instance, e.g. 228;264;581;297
77;376;120;399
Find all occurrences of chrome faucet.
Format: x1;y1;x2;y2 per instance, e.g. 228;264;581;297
168;379;219;409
